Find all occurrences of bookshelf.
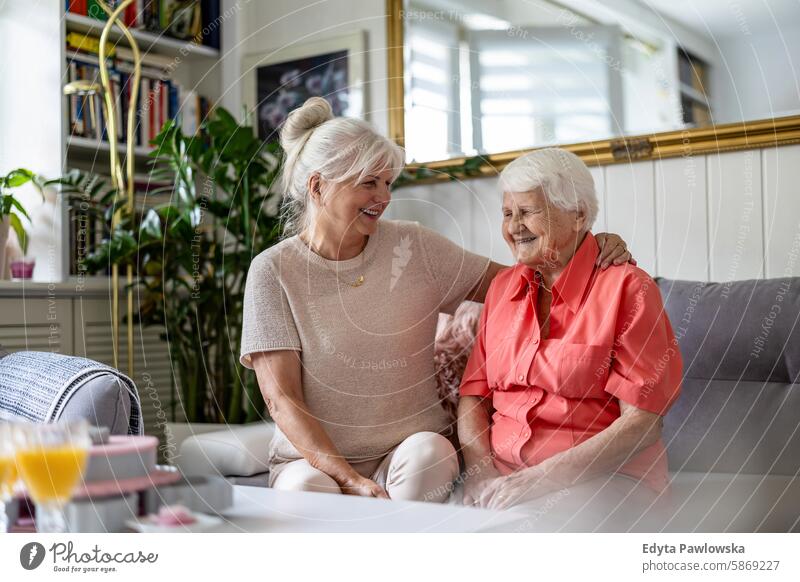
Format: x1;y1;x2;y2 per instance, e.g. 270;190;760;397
63;7;220;171
65;12;220;60
67;134;152;160
57;2;226;439
62;3;223;279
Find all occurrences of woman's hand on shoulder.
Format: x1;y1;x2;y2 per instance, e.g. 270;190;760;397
595;232;635;270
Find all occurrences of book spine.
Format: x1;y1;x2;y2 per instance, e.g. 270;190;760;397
150;80;158;145
160;79;167;136
119;71;128;144
114;72;123;142
68;61;78;136
86;0;108;21
66;0;88;15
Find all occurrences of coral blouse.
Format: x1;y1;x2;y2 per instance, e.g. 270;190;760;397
460;232;682;492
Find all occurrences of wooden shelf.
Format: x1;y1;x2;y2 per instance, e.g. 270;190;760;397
65;12;219;60
66;135;154;160
0;276;117;297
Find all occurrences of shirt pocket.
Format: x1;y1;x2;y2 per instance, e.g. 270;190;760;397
556;343;614;399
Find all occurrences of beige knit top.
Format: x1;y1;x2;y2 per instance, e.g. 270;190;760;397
240;219;490;467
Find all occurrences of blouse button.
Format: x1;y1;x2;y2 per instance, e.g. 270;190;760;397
532;338;539;344
518;374;524;381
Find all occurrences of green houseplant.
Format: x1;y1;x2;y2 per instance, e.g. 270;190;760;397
0;168;47;278
62;107;283;424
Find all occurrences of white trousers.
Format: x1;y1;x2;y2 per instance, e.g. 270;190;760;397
269;431;460;503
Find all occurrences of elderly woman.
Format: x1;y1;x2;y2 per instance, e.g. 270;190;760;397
240;98;632;503
458;148;682;522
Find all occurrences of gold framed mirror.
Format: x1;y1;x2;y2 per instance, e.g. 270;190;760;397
386;0;800;179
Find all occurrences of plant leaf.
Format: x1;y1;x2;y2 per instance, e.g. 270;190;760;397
8;212;28;254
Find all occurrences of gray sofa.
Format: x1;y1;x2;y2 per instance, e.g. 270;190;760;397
177;277;800;531
657;277;799;532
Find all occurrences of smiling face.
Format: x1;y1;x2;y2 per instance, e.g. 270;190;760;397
312;168;394;238
502;187;587;272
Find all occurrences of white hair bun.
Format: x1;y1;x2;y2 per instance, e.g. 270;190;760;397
280;97;334;152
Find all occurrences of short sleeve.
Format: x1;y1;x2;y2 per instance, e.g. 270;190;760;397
415;223;490;315
459;294;491;398
604;274;682;415
239;255;302;369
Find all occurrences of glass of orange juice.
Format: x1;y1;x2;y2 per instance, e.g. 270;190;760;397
1;421;21;533
14;419;91;533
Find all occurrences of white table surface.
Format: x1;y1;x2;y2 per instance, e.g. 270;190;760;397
215;485;528;533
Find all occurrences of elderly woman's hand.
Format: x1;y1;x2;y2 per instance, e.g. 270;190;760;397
340;474;390;499
462;464;503;506
475;467;557;510
595;233;635;269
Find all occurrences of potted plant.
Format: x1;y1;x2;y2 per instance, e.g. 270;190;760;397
60;107;283;433
0;168;45;280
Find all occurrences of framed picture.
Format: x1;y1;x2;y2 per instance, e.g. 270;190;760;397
242;31;366;142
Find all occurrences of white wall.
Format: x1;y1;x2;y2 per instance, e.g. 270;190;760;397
0;0;66;281
388;144;800;282
711;23;800;123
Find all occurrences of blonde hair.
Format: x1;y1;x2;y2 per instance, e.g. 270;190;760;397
500;148;598;231
278;97;405;235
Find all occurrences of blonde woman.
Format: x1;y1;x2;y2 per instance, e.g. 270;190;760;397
239;97;632;502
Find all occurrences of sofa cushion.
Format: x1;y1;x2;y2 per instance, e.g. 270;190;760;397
176;422;275;477
58;374;132;435
657;277;800;383
657;278;800;476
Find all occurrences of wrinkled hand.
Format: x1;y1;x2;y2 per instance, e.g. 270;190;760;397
476;469;553;510
462;465;503;507
595;233;635;269
340;474;390;499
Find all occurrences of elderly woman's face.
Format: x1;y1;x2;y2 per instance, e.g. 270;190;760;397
502;187;586;270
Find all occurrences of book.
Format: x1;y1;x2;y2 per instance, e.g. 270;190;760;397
86;0;109;20
66;0;88;15
67;0;221;46
66;31;116;57
200;0;220;49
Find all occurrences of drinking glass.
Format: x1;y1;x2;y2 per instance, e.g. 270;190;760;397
14;419;91;533
0;422;21;533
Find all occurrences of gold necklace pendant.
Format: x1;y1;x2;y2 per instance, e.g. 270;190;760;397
350;275;365;287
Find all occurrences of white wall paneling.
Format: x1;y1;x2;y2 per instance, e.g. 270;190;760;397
589;166;608;234
469;177;513;265
654;156;709;281
388;181;475;254
707;150;764;281
395;144;800;283
762;145;800;278
605;160;657;274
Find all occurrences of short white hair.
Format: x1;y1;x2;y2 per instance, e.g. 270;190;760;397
499;148;598;231
279;97;405;235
